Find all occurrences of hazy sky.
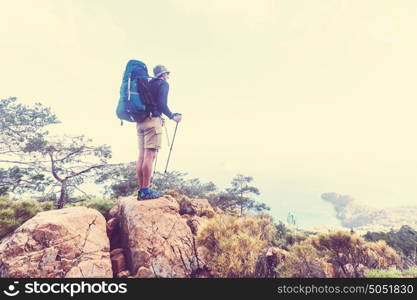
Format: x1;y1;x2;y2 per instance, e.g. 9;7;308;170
1;0;417;226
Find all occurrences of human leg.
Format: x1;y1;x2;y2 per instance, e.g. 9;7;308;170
141;148;157;188
136;151;144;188
137;118;163;199
136;123;145;188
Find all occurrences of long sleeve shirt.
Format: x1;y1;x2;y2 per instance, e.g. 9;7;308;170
148;78;174;119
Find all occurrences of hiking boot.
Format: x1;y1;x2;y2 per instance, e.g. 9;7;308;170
137;189;163;200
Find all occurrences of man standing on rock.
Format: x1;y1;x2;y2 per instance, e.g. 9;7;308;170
136;65;182;200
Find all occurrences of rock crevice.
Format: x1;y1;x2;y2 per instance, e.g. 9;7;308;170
106;196;217;278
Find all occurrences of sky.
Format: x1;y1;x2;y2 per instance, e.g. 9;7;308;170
1;0;417;227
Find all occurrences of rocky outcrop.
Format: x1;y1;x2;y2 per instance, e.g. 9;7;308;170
179;198;215;218
98;194;218;278
0;193;219;278
185;217;202;235
116;196;201;278
179;198;218;236
0;207;112;278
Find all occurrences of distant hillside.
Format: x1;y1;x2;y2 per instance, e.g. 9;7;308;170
321;192;417;233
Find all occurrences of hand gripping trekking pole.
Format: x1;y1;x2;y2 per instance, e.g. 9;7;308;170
164;121;179;173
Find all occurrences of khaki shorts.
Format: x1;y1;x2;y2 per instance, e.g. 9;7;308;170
136;117;164;150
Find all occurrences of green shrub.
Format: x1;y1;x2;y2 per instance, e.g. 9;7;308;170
0;208;19;237
196;214;276;277
66;198;116;219
0;196;53;239
365;226;417;265
364;267;417;278
402;267;417;278
364;268;403;278
39;201;54;211
284;232;308;248
308;231;402;277
277;243;333;278
273;221;308;250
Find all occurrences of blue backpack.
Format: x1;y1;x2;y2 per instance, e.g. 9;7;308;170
116;60;154;124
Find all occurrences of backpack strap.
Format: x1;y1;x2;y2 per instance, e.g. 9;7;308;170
127;73;131;101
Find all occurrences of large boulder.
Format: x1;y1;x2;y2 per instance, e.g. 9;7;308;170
179;198;217;236
186;216;203;235
118;196;198;278
179;198;215;218
0;207;112;278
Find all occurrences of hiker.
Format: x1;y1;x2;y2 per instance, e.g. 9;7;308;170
136;65;182;200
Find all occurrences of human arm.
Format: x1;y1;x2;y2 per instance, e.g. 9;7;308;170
157;81;174;119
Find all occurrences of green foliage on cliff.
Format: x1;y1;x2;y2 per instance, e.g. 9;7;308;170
308;231;402;277
364;225;417;265
66;198;116;219
196;214;276;277
276;243;331;278
364;267;417;278
208;174;269;215
273;221;308;250
0;196;53;239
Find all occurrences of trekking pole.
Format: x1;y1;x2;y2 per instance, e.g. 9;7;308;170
164;125;171;147
153;150;158;177
150;149;159;187
164;121;179;173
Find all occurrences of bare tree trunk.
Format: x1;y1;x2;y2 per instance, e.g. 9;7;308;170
57;180;67;209
49;150;66;209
